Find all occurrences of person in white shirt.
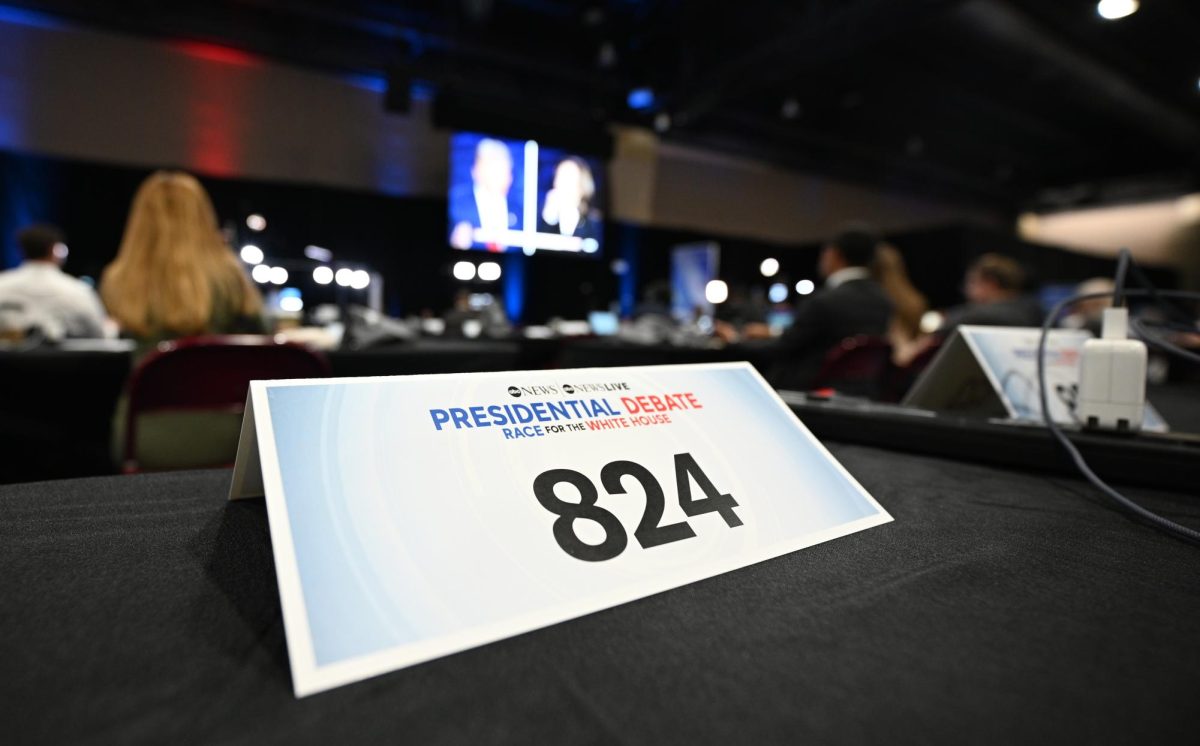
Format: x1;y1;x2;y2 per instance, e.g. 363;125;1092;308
0;224;108;339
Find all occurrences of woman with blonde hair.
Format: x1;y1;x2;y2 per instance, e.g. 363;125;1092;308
871;243;930;365
102;171;263;344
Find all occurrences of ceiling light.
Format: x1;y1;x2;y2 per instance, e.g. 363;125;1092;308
246;214;266;231
251;264;271;284
335;268;354;287
313;266;333;285
760;258;780;277
1096;0;1138;20
768;283;788;303
268;266;288;285
795;279;815;296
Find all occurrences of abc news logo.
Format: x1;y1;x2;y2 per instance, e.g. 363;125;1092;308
507;382;628;398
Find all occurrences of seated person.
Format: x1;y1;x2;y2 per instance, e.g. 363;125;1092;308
767;225;893;391
938;253;1044;333
100;171;265;471
0;224;108;340
100;171;264;349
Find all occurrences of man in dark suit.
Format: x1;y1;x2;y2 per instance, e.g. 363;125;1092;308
449;138;522;252
937;253;1043;333
768;226;893;391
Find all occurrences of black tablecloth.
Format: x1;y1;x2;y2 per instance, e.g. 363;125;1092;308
4;444;1198;744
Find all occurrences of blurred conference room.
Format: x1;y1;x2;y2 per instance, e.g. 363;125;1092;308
2;1;1199;743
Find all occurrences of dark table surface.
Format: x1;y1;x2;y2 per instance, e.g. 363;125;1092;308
326;339;523;377
4;443;1198;745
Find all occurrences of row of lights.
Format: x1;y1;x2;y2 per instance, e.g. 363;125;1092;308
241;242;370;289
703;278;816;306
314;266;371;289
756;256;817;299
453;261;502;282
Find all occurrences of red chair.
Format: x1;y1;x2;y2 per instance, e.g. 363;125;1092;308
810;335;894;400
122;335;330;473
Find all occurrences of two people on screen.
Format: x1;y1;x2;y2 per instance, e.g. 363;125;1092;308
449;138;600;251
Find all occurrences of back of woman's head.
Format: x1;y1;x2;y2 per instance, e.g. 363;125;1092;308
102;171;261;337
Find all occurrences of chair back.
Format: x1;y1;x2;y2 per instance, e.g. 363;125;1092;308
123;335;330;472
811;335;893;399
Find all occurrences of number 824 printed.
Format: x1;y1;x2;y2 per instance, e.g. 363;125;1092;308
532;452;743;562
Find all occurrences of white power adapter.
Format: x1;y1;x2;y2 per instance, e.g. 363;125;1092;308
1076;307;1146;432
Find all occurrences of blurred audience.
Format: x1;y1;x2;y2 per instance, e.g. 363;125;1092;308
767;224;892;390
100;171;263;349
938;253;1043;333
0;224;108;340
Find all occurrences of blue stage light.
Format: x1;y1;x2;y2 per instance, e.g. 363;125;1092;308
627;87;656;111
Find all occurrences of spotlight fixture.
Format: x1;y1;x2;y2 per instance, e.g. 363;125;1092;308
268;266;288;285
246;214;267;231
795;279;815;296
760;258;780;277
477;262;502;282
1096;0;1138;20
313;266;333;285
768;283;788;303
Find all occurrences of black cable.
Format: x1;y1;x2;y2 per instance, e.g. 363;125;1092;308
1131;318;1200;366
1111;248;1131;308
1126;258;1199;326
1038;288;1200;546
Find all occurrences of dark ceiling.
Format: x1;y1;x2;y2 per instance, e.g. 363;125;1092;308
10;0;1200;211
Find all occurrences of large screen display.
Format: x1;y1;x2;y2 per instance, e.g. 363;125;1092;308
448;132;604;255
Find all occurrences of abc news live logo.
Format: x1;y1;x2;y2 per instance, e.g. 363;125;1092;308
507;381;631;398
